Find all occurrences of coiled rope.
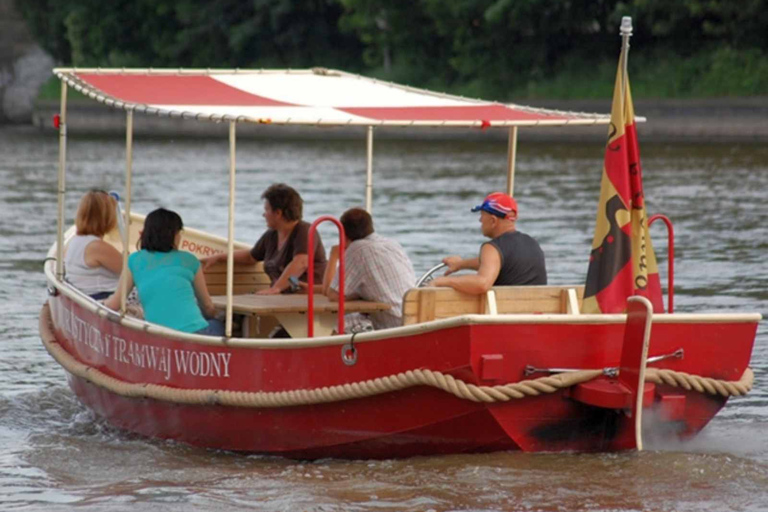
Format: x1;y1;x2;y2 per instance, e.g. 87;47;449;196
39;304;753;409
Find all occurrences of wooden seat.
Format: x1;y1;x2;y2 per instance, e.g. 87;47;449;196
401;285;585;325
204;261;271;295
494;285;584;315
204;261;276;337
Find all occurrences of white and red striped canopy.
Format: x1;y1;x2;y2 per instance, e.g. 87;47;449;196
55;68;611;128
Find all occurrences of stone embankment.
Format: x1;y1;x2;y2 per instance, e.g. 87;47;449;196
29;97;768;143
0;0;53;124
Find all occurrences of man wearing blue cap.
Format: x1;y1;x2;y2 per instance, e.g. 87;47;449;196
430;192;546;294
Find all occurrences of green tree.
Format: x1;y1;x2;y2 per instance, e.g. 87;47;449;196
338;0;455;86
17;0;768;99
15;0;364;69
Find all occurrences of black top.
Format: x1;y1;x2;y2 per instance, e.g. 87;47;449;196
484;230;547;286
250;221;327;284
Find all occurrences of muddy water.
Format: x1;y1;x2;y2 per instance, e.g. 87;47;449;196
1;125;766;511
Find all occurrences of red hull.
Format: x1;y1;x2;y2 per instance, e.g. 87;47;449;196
45;295;757;459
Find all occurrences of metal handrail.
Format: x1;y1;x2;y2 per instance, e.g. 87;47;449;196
308;216;346;337
649;214;674;313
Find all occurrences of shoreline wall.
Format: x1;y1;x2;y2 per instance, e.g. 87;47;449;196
0;0;54;123
31;97;768;142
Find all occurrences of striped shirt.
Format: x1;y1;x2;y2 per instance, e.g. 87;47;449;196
330;233;416;329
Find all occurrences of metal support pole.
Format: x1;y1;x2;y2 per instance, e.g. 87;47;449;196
620;17;633;109
365;126;374;212
225;121;236;337
506;126;518;196
55;83;68;281
308;216;345;337
120;110;134;315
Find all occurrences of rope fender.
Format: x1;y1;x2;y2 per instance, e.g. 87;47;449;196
39;304;754;409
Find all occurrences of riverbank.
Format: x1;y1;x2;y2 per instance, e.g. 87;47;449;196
29;97;768;142
0;0;52;123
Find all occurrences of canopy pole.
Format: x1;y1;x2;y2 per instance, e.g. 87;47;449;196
120;110;133;316
506;126;518;196
620;17;633;107
225;121;236;338
55;82;68;281
365;126;374;213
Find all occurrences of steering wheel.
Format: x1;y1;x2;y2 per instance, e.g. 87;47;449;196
415;263;447;287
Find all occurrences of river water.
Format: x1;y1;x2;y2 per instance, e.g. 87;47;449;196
0;124;766;511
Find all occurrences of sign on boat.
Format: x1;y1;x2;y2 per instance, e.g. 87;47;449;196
39;18;759;459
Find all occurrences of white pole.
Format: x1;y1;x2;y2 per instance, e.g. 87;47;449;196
506;126;518;196
226;121;236;337
121;110;133;316
620;17;633;108
55;82;68;281
365;126;374;212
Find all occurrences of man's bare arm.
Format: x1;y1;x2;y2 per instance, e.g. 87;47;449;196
442;255;480;275
431;245;500;295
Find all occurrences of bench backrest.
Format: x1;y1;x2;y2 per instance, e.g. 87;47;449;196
401;285;585;325
204;261;271;295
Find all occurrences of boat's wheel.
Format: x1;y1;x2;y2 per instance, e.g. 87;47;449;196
415;263;447;287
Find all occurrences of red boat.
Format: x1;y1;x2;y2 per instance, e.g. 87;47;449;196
40;20;759;459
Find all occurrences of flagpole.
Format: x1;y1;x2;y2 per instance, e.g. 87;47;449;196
620;17;632;107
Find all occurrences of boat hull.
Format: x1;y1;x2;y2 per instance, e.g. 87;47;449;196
43;294;757;459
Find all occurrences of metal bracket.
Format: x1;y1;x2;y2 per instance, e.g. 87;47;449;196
106;310;122;324
523;348;681;378
341;343;358;366
525;365;579;377
341;332;359;366
647;348;684;364
524;365;619;378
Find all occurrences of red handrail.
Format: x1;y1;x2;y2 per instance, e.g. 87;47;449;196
649;214;674;313
307;216;346;337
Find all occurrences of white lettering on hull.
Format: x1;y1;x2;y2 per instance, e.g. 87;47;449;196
174;350;231;378
56;304;232;381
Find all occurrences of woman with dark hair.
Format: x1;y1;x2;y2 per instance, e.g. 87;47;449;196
64;190;123;300
105;208;223;335
201;183;326;295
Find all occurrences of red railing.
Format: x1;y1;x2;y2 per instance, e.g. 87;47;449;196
307;216;346;337
649;214;674;313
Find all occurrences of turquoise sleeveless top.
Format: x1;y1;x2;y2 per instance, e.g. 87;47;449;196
129;249;208;333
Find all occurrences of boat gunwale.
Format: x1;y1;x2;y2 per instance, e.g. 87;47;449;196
45;241;762;351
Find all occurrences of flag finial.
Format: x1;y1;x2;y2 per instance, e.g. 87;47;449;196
621;16;633;36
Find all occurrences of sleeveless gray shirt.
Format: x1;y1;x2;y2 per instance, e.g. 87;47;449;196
484;230;547;286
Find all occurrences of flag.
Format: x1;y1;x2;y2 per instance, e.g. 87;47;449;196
583;49;665;314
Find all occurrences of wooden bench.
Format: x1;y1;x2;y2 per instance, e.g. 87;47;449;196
401;285;585;325
204;261;279;337
204;261;271;295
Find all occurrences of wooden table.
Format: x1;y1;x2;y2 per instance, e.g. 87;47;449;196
211;294;391;338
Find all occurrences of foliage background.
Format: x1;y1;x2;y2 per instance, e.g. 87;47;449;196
18;0;768;100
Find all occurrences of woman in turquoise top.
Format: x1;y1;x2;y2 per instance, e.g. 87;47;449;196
105;208;224;335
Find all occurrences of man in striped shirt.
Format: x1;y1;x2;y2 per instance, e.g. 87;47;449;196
325;208;416;331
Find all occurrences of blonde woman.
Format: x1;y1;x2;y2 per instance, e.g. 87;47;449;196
64;189;122;300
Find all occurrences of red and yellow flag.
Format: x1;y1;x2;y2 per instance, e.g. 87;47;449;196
583;51;664;314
